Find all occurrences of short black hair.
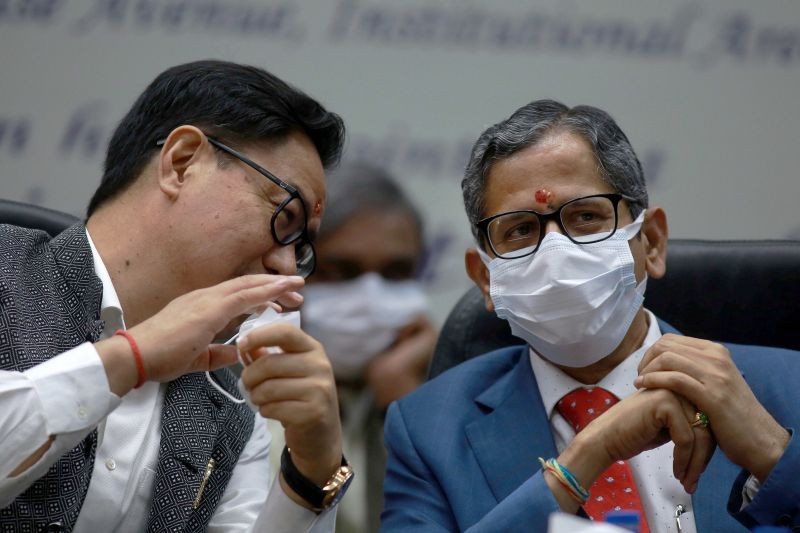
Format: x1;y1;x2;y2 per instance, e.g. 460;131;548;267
87;59;345;216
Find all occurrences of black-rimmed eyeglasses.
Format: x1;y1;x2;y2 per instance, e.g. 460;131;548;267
477;193;633;260
156;137;316;277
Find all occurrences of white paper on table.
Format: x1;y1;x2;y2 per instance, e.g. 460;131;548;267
548;513;632;533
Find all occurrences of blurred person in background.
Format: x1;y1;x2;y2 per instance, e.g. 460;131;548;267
304;162;438;532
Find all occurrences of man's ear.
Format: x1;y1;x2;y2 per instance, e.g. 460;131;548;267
157;126;209;200
641;206;668;280
465;247;494;312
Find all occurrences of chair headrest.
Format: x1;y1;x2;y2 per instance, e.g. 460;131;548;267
646;239;800;349
0;198;80;237
429;239;800;379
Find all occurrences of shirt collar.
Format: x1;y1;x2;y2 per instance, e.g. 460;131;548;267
85;229;126;335
529;308;662;419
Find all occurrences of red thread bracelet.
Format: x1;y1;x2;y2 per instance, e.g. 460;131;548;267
114;329;147;388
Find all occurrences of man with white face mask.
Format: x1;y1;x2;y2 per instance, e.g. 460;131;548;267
381;100;799;532
301;162;436;533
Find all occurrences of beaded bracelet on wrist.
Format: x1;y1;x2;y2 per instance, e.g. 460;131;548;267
538;457;590;504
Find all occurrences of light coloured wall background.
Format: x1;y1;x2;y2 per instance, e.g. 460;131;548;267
1;0;799;322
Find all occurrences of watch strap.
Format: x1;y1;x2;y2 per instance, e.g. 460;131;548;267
280;446;348;510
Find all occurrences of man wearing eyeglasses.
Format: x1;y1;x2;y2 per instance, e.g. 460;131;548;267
0;60;352;531
381;100;799;532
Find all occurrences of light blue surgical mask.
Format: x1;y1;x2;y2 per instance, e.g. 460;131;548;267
301;273;428;380
478;213;647;368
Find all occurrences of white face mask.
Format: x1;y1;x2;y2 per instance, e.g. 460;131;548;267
478;213;647;368
301;272;429;380
206;307;301;407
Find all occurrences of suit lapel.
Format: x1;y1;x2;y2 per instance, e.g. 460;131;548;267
465;349;558;502
692;473;715;533
692;443;743;531
49;223;105;345
146;373;224;531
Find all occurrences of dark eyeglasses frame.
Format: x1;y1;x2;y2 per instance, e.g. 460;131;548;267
477;193;635;260
155;136;316;276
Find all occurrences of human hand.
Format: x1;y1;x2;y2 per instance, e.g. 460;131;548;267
365;316;438;409
551;388;714;512
239;323;343;492
635;333;789;482
97;274;304;395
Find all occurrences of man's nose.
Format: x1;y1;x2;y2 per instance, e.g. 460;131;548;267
263;244;297;276
543;219;563;236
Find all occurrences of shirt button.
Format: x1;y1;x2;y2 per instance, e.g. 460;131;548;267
77;406;88;419
105;458;116;471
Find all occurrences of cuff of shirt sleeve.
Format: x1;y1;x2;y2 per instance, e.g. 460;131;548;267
253;474;336;533
740;474;760;509
26;342;120;435
729;428;799;528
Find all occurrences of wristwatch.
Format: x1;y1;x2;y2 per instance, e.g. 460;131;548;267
280;446;354;511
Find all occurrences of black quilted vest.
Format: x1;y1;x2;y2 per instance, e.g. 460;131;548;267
0;223;255;532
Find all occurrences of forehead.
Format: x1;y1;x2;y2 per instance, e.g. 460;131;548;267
317;209;421;264
482;131;615;217
242;131;327;222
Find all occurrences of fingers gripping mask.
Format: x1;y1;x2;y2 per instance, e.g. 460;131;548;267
206;308;301;407
478;213;647;368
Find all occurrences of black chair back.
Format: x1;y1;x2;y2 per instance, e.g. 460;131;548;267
0;198;80;237
429;239;800;379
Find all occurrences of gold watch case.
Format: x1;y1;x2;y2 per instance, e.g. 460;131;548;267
320;463;355;509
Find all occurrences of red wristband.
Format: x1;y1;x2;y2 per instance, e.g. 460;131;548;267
115;329;147;388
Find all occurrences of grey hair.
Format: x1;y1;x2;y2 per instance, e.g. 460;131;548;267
462;99;648;242
320;161;423;242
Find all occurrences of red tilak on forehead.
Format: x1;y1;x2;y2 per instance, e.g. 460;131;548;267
534;189;553;204
313;201;322;215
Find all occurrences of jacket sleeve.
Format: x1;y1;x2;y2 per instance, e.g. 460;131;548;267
728;428;800;530
727;346;800;529
381;401;562;533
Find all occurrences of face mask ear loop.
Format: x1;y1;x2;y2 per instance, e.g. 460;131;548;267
620;211;647;241
205;370;246;404
205;336;251;404
474;242;494;267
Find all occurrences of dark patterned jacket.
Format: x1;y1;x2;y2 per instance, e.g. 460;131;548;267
0;223;255;532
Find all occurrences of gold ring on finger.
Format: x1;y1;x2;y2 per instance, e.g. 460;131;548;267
691;410;709;428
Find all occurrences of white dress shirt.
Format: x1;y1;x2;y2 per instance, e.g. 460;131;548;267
529;310;697;533
0;230;335;532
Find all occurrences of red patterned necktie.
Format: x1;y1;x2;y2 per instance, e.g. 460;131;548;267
556;387;650;533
